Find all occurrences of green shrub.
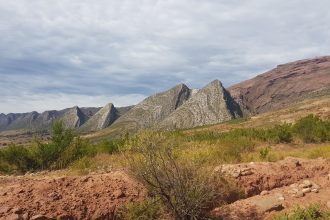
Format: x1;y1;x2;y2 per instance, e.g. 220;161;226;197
293;115;330;143
271;124;293;143
118;198;163;220
0;144;38;173
273;204;330;220
220;136;256;163
259;146;271;161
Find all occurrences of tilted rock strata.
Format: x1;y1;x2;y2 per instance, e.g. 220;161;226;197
111;83;191;130
79;103;118;132
159;80;242;129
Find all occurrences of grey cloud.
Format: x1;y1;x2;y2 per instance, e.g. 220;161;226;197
0;0;330;113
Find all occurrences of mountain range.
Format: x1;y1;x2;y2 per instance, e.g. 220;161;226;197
1;56;330;134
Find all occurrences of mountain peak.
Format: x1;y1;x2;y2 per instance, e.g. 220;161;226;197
159;80;242;129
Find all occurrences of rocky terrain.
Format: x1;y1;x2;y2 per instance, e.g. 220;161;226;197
0;107;100;132
159;80;242;129
212;157;330;219
78;103;118;132
111;83;191;132
229;56;330;114
0;157;329;219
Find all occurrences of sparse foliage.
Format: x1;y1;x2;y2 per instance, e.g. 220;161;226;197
126;132;231;220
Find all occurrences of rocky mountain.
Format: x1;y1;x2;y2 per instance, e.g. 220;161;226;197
228;56;330;114
110;83;191;131
159;80;242;129
79;103;118;132
1;56;329;134
0;106;100;132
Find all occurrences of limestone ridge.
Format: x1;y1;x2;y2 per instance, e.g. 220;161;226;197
55;106;88;128
79;103;118;132
0;106;98;132
111;83;191;130
159;80;243;129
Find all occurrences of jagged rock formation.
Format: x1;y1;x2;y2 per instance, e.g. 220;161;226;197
228;56;330;114
159;80;242;129
60;106;88;128
0;106;100;132
2;56;330;134
111;83;191;131
79;103;118;132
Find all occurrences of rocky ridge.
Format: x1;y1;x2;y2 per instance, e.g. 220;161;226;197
1;56;330;133
158;80;242;129
79;103;118;132
110;83;192;131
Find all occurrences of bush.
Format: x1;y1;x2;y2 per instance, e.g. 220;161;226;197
293;115;330;143
126;132;231;220
273;204;330;220
0;145;38;173
118;198;163;220
259;146;271;161
220;136;256;163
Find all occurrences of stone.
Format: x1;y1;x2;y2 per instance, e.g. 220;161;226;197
311;188;319;193
22;213;29;220
294;191;305;198
290;183;298;188
240;167;253;176
311;183;320;190
302;180;312;187
30;214;50;220
260;190;269;196
250;196;284;212
302;188;311;193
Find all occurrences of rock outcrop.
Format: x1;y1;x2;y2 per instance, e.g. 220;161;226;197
228;56;330;114
60;106;88;128
159;80;242;129
79;103;118;132
110;83;191;131
0;106;99;132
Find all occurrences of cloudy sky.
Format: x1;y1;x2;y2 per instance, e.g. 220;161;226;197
1;0;330;113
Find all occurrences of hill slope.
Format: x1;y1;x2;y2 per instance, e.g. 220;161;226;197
228;56;330;114
110;83;191;132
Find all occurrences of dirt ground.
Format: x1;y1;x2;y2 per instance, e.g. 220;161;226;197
212;157;330;219
0;157;329;220
0;171;146;220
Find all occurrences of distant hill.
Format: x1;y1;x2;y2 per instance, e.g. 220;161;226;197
1;56;329;134
228;56;330;114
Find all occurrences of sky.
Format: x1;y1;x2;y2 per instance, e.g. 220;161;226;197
1;0;330;113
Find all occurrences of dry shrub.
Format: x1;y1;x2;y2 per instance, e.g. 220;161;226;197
126;132;237;220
